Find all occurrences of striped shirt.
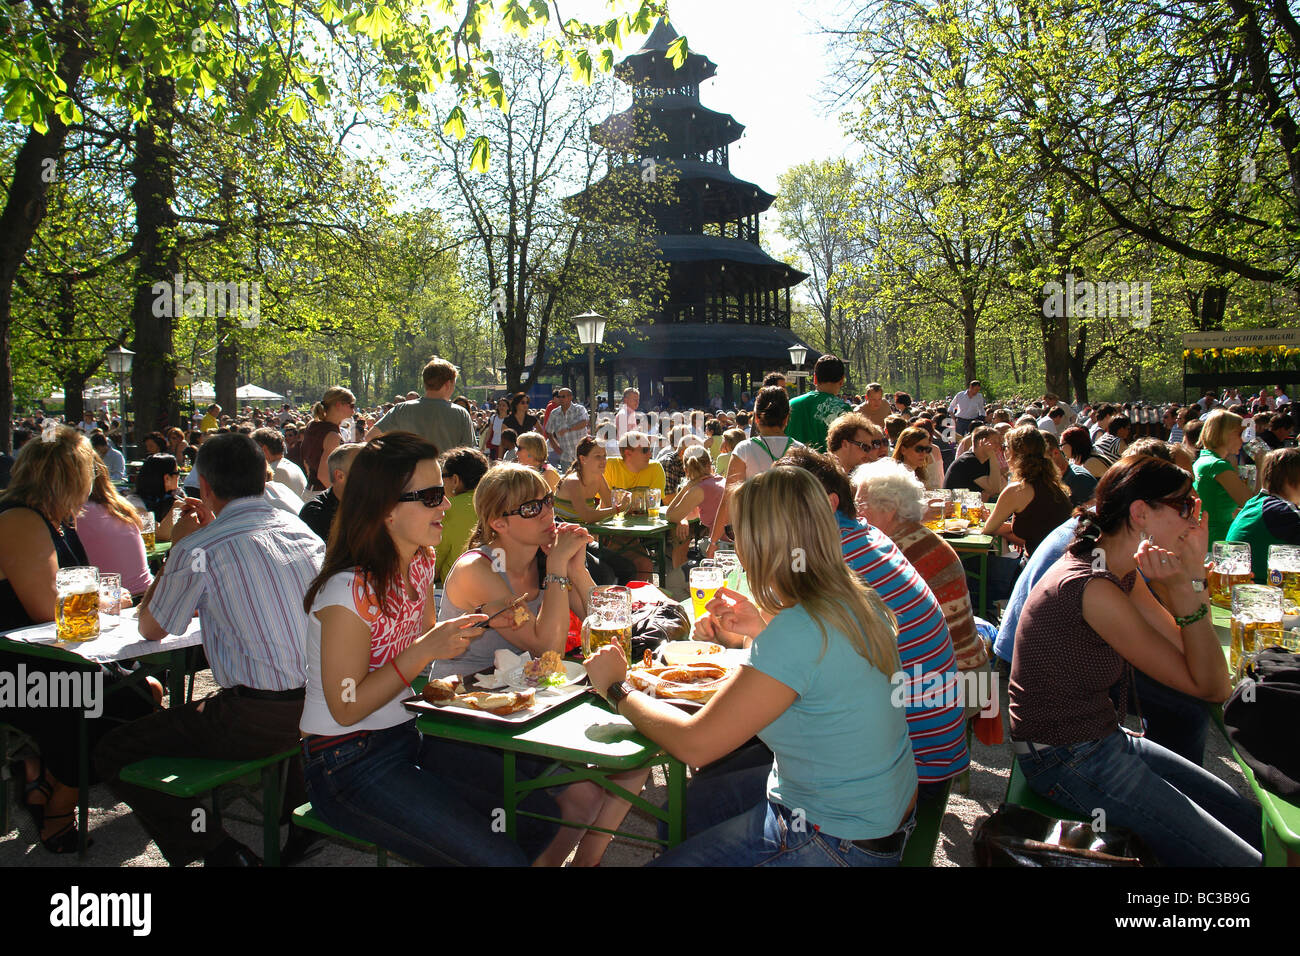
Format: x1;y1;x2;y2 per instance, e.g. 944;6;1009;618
150;496;325;691
837;512;968;783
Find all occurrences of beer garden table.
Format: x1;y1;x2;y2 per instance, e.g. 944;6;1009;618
582;515;673;588
943;532;997;618
1209;604;1300;865
414;693;688;849
0;612;203;854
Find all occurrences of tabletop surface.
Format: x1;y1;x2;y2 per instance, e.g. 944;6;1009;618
584;516;671;535
0;608;202;663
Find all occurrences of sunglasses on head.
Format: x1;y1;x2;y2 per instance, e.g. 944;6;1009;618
503;492;555;519
396;485;446;508
1152;492;1196;519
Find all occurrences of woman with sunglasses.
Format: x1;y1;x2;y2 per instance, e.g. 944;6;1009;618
300;432;552;865
1010;455;1261;866
892;426;940;490
437;463;646;865
504;392;537;437
302;386;355;494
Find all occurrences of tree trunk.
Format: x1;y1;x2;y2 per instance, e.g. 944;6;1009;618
215;312;238;418
0;20;91;451
129;77;179;443
962;296;977;384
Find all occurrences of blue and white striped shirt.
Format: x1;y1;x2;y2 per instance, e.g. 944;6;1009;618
150;497;324;690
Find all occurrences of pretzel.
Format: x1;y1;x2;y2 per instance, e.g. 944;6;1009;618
626;662;732;701
458;689;536;715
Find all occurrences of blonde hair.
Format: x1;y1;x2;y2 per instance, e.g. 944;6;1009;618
683;445;713;481
322;386;355;411
733;467;900;677
88;459;144;529
470;463;550;547
1;426;95;525
516;432;548;462
1199;408;1244;456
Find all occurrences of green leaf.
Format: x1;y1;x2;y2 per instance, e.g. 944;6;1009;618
470;135;490;173
666;36;689;68
442;105;467;139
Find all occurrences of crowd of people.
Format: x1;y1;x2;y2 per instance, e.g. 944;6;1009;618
0;352;1295;866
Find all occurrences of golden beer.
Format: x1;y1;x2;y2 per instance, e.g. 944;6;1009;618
1229;617;1281;678
56;587;100;643
587;623;632;661
1210;569;1254;609
142;529;156;550
691;584;720;621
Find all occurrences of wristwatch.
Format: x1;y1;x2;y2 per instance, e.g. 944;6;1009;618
606;680;633;706
1190;578;1207;592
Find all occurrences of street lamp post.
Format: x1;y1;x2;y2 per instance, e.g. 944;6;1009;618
787;342;809;395
105;345;135;457
573;311;607;412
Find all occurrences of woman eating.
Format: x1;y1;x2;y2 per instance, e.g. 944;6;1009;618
437;463;647;865
299;431;547;865
585;466;917;866
1194;408;1254;545
1010;454;1261;866
981;424;1073;556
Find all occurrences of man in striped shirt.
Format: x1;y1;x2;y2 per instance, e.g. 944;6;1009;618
97;433;325;866
780;449;969;802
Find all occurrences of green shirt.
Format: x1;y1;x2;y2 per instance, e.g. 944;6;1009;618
434;492;478;584
1193;448;1240;545
1226;492;1300;583
785;389;851;452
747;603;917;839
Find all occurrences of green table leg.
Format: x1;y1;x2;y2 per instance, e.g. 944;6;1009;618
261;762;282;867
78;711;89;856
977;550;988;619
657;530;669;588
666;756;686;847
503;750;517;842
167;649;187;706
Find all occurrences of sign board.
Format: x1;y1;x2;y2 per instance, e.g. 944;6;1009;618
1182;329;1300;349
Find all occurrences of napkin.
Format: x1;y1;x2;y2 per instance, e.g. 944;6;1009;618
472;649;534;690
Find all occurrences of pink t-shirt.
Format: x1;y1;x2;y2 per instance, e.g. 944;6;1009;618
77;502;152;594
696;475;725;531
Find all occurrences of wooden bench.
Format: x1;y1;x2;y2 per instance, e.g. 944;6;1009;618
1004;759;1089;822
291;802;388;866
119;747;298;865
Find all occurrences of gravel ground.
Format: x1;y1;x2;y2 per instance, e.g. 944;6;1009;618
1;664;1254;868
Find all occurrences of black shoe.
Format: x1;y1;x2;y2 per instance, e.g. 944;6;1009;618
203;838;262;867
281;827;325;866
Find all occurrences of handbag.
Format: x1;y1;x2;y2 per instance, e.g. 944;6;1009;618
973;804;1153;866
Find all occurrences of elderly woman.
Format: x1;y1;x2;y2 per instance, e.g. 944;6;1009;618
1194;408;1254;545
892;426;941;490
1226;446;1300;583
853;458;989;674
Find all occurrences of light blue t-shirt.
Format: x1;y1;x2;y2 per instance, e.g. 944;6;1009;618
747;603;917;840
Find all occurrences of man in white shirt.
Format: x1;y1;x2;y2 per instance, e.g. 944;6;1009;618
614;387;642;441
948;380;987;436
544;388;589;470
1036;406;1065;436
251;427;308;499
90;432;127;482
1275;385;1291;407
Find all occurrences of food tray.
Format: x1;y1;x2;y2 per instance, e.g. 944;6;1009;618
403;680;588;725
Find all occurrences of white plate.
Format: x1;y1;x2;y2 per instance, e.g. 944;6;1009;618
501;659;588;692
661;640;725;666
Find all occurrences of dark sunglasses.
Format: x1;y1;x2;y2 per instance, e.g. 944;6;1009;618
396;485;446;508
1152;492;1196;520
913;445;934;454
844;438;886;453
503;492;555;519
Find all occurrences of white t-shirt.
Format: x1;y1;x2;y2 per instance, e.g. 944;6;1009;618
731;434;803;478
273;458;308;498
300;549;438;735
264;481;303;515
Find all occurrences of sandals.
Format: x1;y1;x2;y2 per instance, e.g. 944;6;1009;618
39;811;89;855
9;759;52;829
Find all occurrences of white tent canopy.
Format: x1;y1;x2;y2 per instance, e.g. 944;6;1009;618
235;384;284;401
189;381;217;401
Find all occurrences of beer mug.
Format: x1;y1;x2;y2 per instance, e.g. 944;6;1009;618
140;511;157;551
1230;584;1282;680
689;563;724;622
1267;544;1300;606
962;491;983;528
99;572;122;631
924;490;950;531
1210;542;1252;609
714;545;742;589
583;585;632;660
647;487;662;520
56;566;100;643
628;486;649;517
610;489;630;525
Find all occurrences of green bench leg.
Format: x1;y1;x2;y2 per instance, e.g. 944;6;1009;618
0;725;10;835
903;779;951;867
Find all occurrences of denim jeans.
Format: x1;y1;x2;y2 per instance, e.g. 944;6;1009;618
1016;730;1262;867
303;721;546;866
1132;668;1209;766
650;798;915;867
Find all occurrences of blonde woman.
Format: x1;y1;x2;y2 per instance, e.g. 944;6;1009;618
666;445;724;568
78;460;152;596
1194;408;1253;544
438;463;646;865
585;466;918;866
515;432;561;493
554;436;626;523
302;386;355;492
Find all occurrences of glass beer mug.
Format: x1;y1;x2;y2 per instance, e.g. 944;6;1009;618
56;566;100;643
583;585;632;661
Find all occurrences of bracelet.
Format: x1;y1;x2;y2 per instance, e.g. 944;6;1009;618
543;573;572;591
390;659;414;694
1173;603;1209;628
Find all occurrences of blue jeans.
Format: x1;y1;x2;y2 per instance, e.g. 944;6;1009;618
302;721;549;866
1016;731;1262;867
650;798;915;867
1133;669;1209;766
